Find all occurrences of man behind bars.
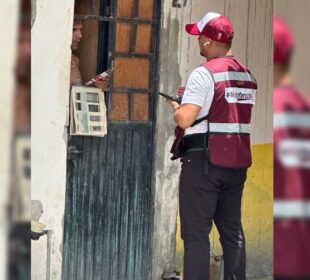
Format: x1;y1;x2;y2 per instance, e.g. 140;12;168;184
166;12;257;280
70;3;109;89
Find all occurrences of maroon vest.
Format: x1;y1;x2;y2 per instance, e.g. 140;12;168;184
203;57;257;168
274;85;310;277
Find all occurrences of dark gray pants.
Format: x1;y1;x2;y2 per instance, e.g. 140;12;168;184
179;151;247;280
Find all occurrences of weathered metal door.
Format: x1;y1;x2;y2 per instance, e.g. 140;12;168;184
62;0;160;279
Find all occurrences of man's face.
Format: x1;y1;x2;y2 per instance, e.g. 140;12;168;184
71;20;83;51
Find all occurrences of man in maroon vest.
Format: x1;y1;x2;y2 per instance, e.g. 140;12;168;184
273;16;310;280
166;12;257;280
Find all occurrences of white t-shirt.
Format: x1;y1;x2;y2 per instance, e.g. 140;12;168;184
181;66;215;135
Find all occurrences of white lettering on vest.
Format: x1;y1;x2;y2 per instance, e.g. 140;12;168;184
225;87;256;104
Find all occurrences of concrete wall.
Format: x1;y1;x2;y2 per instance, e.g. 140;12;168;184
274;0;310;95
31;0;74;279
0;1;19;280
153;0;273;279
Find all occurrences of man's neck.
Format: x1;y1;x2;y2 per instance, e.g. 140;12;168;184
225;49;233;57
276;73;293;87
207;49;233;60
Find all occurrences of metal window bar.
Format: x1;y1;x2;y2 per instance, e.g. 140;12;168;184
110;88;153;94
129;91;133;120
114;52;155;58
130;0;140;53
75;14;156;24
128;0;140;120
90;0;96;15
149;0;160;124
107;0;116;122
78;0;160;123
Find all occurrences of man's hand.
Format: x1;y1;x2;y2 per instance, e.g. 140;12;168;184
165;86;186;110
93;75;110;91
70;54;82;84
176;86;186;97
172;85;202;129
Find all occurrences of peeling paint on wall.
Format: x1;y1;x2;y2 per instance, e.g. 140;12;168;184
31;200;43;221
152;6;184;278
172;0;188;8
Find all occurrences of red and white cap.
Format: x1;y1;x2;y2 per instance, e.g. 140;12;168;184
185;12;234;43
273;16;295;64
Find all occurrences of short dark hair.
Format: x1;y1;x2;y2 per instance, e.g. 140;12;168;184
74;1;85;15
278;59;291;74
224;40;232;50
215;40;232;50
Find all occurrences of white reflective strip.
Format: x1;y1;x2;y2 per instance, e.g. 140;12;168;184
279;139;310;168
274;112;310;128
274;200;310;219
209;123;251;134
213;72;257;84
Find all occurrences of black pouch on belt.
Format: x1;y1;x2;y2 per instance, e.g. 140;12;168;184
183;133;210;175
170;126;186;160
170;115;209;161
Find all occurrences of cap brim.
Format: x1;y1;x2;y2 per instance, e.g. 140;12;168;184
185;23;200;35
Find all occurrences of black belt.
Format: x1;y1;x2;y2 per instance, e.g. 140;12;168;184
182;133;208;152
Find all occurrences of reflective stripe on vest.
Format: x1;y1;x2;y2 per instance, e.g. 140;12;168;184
209;123;251;134
203;57;256;168
274;200;310;219
213;71;257;83
274;112;310;128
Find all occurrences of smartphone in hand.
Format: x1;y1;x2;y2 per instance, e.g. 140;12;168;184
159;92;182;104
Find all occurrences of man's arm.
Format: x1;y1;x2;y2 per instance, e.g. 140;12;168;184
167;66;213;129
174;103;202;128
167;101;201;129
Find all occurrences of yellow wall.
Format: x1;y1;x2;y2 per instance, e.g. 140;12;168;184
176;144;273;277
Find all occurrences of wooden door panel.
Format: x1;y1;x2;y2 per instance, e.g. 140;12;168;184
111;92;129;120
136;24;153;53
132;93;150;121
114;58;150;89
63;0;159;279
117;0;135;17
